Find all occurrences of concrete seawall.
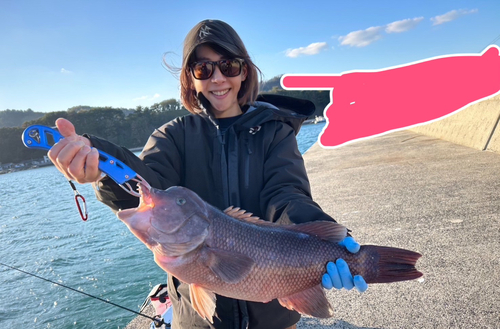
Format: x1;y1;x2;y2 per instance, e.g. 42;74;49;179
409;93;500;152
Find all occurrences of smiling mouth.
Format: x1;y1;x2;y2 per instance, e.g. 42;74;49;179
211;89;230;96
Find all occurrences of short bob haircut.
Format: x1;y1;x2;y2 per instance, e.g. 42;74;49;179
179;20;261;114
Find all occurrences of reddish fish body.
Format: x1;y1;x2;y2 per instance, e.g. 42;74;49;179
117;186;422;320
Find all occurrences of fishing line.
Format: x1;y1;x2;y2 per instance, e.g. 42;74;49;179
0;261;166;327
480;33;500;52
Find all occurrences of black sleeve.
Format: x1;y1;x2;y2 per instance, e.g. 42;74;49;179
85;118;184;212
260;122;336;225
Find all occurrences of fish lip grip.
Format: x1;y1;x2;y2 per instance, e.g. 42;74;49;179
22;125;149;197
22;125;64;150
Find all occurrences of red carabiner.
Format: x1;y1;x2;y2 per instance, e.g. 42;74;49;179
75;193;88;221
68;180;88;221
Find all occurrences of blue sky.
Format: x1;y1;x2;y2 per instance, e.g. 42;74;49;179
1;0;499;113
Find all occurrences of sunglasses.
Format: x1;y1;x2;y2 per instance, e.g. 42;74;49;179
190;58;245;80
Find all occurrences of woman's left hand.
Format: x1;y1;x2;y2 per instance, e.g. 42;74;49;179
321;237;368;292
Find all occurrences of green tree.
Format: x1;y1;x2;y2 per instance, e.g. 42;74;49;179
0;127;46;164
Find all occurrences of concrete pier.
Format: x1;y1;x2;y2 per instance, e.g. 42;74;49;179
299;130;499;328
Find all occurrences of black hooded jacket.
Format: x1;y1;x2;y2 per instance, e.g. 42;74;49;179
86;94;336;329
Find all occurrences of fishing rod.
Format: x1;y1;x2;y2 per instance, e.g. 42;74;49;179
0;262;168;328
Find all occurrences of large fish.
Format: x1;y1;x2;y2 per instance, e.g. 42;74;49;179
117;185;422;321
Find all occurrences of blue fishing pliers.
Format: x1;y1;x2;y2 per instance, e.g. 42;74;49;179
22;125;150;198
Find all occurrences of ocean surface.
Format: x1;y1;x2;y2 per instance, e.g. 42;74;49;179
0;122;326;329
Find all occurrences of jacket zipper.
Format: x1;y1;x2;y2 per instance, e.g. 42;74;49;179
205;112;232;207
244;139;252;189
217;128;230;208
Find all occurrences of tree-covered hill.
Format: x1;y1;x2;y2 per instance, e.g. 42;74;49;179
260;75;282;92
1;99;189;165
0;109;45;128
261;74;330;117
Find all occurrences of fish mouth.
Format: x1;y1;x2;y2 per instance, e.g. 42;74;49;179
116;183;154;225
138;183;154;208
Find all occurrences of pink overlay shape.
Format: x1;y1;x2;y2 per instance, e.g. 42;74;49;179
281;45;500;148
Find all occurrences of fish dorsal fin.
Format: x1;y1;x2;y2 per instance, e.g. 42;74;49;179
200;247;255;283
224;206;261;222
189;284;216;323
224;206;346;242
224;206;279;228
285;221;347;243
278;284;334;318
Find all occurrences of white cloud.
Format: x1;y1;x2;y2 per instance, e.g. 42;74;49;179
339;26;384;47
60;68;73;74
386;17;424;33
285;42;328;58
431;9;478;26
133;94;161;101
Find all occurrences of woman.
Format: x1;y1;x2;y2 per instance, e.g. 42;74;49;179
49;19;366;329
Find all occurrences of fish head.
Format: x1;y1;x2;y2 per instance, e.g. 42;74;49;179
117;184;211;258
146;185;211;234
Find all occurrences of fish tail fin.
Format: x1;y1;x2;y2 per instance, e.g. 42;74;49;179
362;245;423;284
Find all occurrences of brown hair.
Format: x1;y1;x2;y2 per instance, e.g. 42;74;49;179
178;20;261;114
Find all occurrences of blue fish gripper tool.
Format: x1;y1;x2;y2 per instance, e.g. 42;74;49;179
22;125;150;198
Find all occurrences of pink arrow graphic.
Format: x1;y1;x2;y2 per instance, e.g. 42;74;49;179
281;45;500;148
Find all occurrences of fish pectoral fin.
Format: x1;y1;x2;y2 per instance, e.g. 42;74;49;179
278;284;334;318
201;247;255;284
189;284;216;323
286;221;347;243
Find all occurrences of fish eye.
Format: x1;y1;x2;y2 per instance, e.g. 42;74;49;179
176;198;186;206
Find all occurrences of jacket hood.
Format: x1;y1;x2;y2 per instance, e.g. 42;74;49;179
237;94;316;135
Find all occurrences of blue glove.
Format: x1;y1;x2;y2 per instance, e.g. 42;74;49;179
322;237;368;292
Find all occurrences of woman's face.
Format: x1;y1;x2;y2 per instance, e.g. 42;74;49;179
191;45;247;118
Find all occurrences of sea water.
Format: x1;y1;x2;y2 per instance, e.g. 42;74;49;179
0;122;325;329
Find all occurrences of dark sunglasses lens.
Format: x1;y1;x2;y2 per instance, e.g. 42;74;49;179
191;59;243;80
219;59;242;77
192;62;214;80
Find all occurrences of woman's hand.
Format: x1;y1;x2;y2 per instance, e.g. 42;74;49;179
321;237;368;293
47;118;101;183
